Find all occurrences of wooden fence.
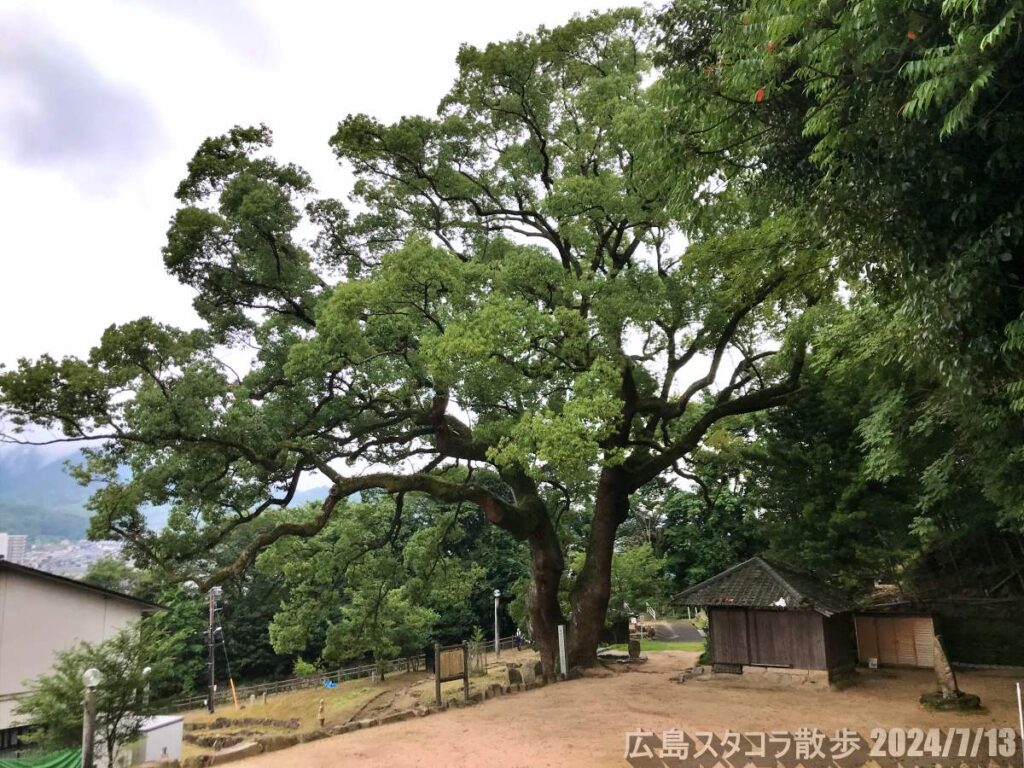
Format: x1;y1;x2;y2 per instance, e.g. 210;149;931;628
169;635;531;711
169;655;427;711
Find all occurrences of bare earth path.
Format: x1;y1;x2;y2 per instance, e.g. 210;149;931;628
229;652;1021;768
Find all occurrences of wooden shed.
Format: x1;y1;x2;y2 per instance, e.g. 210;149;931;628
672;556;857;680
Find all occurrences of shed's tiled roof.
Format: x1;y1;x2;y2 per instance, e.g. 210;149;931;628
670;556;856;616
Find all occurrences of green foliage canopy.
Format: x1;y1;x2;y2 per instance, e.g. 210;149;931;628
657;0;1024;529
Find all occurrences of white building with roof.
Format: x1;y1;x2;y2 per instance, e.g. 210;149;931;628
0;560;159;755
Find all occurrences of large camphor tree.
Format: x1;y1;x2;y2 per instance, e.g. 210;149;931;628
0;10;830;673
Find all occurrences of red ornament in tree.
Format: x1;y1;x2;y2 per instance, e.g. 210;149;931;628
906;30;917;40
756;86;765;103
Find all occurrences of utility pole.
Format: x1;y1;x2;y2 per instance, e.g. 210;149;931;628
207;589;216;713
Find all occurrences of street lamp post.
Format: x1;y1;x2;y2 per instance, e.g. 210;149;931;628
493;589;501;657
142;666;152;710
81;667;102;768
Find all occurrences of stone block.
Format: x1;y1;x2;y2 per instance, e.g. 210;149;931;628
207;741;262;765
506;665;524;686
920;691;982;711
376;709;416;726
255;734;297;753
628;639;641;659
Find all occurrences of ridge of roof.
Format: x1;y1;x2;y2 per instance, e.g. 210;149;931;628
0;558;162;610
671;555;764;598
755;557;805;604
670;555;855;616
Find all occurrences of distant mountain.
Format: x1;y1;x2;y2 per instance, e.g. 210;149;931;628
0;444;97;507
0;444;330;540
0;445;101;539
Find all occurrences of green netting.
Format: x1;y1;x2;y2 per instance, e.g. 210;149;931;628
0;749;81;768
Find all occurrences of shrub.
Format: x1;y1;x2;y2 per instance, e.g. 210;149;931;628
292;658;319;678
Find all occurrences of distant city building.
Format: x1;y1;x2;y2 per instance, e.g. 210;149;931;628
0;534;27;565
21;539;124;576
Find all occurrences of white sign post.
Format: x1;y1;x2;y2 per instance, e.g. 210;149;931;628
557;625;567;680
1016;682;1023;768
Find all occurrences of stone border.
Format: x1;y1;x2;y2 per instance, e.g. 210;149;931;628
183;717;300;732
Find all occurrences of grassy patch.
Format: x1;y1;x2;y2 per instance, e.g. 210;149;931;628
185;684;372;728
606;640;704;652
182;670;429;736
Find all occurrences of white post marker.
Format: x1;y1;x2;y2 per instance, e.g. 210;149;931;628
1016;681;1023;768
557;624;567;680
493;589;501;657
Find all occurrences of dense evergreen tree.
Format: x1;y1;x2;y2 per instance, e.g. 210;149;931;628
657;0;1024;537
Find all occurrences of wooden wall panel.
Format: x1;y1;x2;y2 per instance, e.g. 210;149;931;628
709;608;749;665
855;616;878;660
855;615;935;668
913;618;935;667
877;616;898;662
823;613;856;670
713;609;857;672
747;610;827;670
895;618;919;665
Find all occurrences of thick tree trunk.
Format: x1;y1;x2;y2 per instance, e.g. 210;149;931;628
568;469;629;669
526;514;565;679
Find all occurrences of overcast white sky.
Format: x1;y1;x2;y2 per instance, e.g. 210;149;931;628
0;0;614;369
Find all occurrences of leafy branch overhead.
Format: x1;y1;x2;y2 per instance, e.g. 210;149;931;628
661;0;1024;523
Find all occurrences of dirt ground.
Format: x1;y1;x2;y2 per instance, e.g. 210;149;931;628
225;651;1023;768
